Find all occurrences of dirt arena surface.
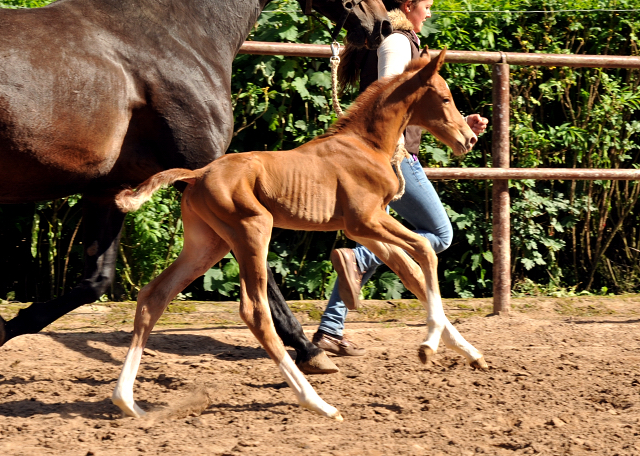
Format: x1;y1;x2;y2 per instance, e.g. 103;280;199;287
0;296;639;455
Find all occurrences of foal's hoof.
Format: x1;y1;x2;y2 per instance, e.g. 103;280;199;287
112;396;147;418
297;351;339;375
0;314;6;347
418;345;435;365
470;356;489;371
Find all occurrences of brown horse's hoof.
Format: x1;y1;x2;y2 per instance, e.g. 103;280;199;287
297;351;339;375
0;314;6;347
470;356;489;370
418;345;435;365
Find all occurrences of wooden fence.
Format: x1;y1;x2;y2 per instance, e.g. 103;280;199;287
239;42;640;313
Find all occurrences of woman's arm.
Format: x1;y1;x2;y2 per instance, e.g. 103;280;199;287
378;34;413;146
377;33;412;79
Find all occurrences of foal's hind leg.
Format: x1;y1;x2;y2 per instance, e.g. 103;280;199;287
112;209;230;417
230;219;342;420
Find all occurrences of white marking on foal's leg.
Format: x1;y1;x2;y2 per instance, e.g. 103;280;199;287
278;355;343;421
112;347;147;417
418;290;447;363
441;321;487;368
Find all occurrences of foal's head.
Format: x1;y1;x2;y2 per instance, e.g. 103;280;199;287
407;49;477;156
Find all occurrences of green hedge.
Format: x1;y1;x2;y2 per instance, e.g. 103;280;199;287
1;0;638;301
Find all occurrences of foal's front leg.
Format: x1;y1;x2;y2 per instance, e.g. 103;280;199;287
348;211;486;368
357;239;484;367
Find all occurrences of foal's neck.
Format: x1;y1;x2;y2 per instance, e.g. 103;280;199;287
353;77;424;159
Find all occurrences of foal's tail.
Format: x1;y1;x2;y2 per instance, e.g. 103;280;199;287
115;168;197;212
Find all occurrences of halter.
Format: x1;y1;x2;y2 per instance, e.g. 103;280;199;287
304;0;365;42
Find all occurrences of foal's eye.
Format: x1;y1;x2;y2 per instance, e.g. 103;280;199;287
443;98;451;104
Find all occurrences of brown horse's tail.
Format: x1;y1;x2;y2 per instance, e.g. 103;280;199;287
115;168;197;212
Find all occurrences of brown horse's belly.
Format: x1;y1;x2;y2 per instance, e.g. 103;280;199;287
0;120;132;199
0;107;136;202
0;155;101;203
0;21;139;202
0;121;132;202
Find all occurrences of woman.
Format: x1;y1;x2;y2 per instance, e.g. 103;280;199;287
312;0;489;356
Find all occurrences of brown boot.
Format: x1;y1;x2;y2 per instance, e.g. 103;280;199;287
312;331;366;357
330;248;364;310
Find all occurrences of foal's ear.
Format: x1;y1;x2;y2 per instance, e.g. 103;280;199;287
420;45;430;61
418;47;447;83
434;47;447;72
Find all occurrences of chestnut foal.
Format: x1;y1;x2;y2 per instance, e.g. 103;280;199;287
112;49;487;421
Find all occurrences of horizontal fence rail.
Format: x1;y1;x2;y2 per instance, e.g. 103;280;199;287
239;41;640;68
425;168;640;180
238;41;640;314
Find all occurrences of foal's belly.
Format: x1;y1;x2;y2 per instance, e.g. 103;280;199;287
271;213;344;232
257;160;342;230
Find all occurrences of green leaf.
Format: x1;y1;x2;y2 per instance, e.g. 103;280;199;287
291;76;310;99
309;71;331;88
521;258;535;270
420;17;440;37
482;251;493;264
278;24;299;41
203;268;224;292
428;146;449;165
223;259;240;279
279;60;298;79
377;272;406;299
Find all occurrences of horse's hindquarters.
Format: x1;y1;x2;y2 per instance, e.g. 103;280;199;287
0;14;141;200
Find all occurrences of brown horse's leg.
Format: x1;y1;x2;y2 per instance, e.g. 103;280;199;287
0;203;37;303
112;206;230;417
266;267;338;375
0;198;334;375
347;210;485;367
229;216;341;420
0;194;124;346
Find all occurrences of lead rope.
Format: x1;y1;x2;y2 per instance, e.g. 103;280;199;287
329;42;345;117
329;41;409;201
390;143;411;202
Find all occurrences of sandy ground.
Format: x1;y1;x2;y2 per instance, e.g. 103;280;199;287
0;296;639;456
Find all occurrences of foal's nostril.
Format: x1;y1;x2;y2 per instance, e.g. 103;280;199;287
469;135;478;148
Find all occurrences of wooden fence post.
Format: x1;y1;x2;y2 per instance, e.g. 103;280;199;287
492;62;511;315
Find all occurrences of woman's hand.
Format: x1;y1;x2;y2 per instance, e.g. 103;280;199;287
466;114;489;136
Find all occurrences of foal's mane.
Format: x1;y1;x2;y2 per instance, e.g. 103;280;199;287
318;57;429;139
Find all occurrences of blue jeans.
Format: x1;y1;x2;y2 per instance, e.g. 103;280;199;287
318;157;453;337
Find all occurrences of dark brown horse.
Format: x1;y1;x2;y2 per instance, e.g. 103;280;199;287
0;0;391;374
